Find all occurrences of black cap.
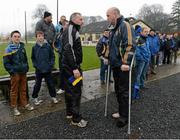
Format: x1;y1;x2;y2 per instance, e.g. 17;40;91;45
150;29;155;32
44;11;52;18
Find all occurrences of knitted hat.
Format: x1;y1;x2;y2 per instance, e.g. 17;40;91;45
135;25;142;33
44;11;52;18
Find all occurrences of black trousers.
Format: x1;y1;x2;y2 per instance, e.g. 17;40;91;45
163;50;171;64
58;52;64;90
62;66;82;123
32;72;56;98
113;67;129;120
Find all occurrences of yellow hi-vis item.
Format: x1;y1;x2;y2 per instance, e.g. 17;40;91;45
68;76;83;86
72;76;83;86
119;21;133;64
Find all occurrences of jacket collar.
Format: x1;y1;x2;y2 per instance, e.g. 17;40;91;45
9;42;24;47
36;39;48;46
69;21;81;31
113;16;124;31
103;35;109;39
140;34;147;39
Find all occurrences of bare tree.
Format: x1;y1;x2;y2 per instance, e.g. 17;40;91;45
137;4;171;32
30;4;49;37
32;4;49;20
83;16;104;25
171;0;180;31
89;16;97;23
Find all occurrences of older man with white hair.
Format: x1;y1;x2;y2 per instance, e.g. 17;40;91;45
61;12;88;128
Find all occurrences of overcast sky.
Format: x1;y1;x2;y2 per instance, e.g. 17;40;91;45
0;0;176;35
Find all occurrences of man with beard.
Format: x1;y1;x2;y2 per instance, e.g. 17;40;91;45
35;11;56;48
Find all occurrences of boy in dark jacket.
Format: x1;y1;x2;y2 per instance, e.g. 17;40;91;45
96;29;112;85
163;35;173;64
172;33;179;64
3;30;34;116
31;31;59;105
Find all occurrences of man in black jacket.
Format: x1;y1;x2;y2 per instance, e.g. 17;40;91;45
61;12;87;128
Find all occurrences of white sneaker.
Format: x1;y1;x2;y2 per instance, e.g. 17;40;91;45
112;112;120;119
34;98;43;106
71;119;88;128
66;115;73;119
13;108;21;116
57;89;65;95
25;104;34;111
52;97;58;104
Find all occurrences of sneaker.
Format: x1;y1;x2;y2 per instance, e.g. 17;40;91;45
52;97;58;104
34;98;43;105
25;104;34;111
13;108;21;116
71;119;88;128
57;89;65;95
151;71;156;75
66;115;73;119
112;112;120;119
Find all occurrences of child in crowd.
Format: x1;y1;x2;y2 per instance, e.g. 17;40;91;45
31;31;59;105
3;30;34;116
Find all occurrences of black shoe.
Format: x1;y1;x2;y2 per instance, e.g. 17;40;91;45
151;71;156;75
109;80;113;83
141;86;149;90
111;91;115;94
116;117;128;128
101;80;105;85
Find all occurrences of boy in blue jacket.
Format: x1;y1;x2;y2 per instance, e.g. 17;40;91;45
31;31;59;105
148;29;160;74
133;27;151;99
3;30;34;116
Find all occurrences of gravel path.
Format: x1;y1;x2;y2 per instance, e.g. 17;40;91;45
0;73;180;139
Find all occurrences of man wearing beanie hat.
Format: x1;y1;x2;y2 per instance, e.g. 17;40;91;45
44;11;52;18
35;11;56;47
135;25;142;37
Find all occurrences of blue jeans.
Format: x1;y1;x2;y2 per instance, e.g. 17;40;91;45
135;60;149;88
100;59;112;81
100;59;108;81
